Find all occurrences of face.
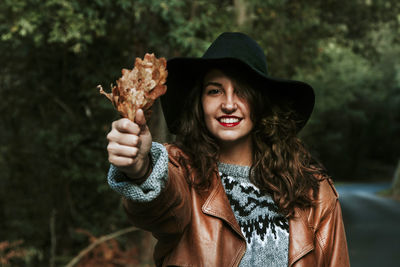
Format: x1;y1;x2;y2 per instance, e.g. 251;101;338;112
201;69;254;145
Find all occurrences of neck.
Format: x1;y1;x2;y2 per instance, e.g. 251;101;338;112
218;137;253;166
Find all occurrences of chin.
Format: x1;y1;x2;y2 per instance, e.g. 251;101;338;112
216;134;248;144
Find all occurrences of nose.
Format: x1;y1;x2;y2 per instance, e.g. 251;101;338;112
221;93;238;113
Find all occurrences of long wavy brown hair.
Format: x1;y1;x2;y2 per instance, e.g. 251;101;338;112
174;65;325;217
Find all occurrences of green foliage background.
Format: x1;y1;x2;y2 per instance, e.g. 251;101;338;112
0;0;399;265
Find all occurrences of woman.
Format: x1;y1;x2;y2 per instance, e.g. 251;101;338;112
106;32;350;266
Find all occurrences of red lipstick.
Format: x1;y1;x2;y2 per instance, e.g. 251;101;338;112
218;115;242;127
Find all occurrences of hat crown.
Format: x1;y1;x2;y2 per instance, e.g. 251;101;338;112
202;32;268;76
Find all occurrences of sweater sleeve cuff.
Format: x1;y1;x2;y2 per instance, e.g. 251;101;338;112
107;142;168;202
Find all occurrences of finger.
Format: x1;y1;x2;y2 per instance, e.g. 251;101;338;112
107;132;140;147
108;154;135;167
108;143;139;158
113;118;140;135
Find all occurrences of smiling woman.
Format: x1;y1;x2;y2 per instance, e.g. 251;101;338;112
105;32;350;266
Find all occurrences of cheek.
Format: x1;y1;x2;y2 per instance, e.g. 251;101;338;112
240;101;255;127
203;107;214;127
239;100;252;117
201;98;214;117
201;99;217;132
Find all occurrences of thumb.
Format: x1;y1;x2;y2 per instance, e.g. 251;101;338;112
135;109;147;129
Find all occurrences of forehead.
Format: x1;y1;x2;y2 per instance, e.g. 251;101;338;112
203;68;230;83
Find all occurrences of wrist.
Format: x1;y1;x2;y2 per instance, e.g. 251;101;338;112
126;154;152;183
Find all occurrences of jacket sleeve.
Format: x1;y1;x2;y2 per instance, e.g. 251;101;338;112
315;183;350;267
119;143;192;263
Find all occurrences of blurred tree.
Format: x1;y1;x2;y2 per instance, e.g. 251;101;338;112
0;0;236;265
296;24;400;178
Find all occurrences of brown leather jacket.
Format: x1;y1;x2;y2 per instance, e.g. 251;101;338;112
123;145;350;267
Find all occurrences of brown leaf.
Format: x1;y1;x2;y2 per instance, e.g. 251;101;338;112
98;53;168;121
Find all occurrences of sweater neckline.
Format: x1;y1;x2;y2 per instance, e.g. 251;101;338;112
217;162;251;178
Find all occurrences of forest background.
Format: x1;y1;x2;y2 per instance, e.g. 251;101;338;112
0;0;399;266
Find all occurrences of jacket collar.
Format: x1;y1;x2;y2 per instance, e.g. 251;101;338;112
201;171;244;239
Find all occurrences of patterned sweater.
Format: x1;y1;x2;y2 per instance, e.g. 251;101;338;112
218;162;289;266
108;142;289;266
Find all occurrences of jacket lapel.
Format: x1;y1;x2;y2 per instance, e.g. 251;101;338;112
288;208;315;266
201;172;244;239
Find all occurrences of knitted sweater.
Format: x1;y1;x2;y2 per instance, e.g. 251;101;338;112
108;142;289;266
218;162;289;266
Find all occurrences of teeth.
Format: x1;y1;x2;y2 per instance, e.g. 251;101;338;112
220;117;240;123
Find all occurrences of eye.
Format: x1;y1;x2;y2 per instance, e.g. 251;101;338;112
203;81;223;95
207;88;221;95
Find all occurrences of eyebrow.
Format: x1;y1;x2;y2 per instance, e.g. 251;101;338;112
204;81;222;88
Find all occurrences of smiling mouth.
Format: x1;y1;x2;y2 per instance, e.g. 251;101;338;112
218;116;242;127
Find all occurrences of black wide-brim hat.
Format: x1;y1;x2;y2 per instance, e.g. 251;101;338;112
161;32;315;134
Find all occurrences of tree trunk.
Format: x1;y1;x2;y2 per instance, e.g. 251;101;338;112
234;0;247;26
392;159;400;197
147;99;175;143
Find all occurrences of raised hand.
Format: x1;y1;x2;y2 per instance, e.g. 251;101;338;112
107;109;152;180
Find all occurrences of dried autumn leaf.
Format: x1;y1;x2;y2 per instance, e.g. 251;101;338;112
98;53;167;121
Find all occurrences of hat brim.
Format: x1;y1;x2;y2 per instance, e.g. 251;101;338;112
161;57;315;134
